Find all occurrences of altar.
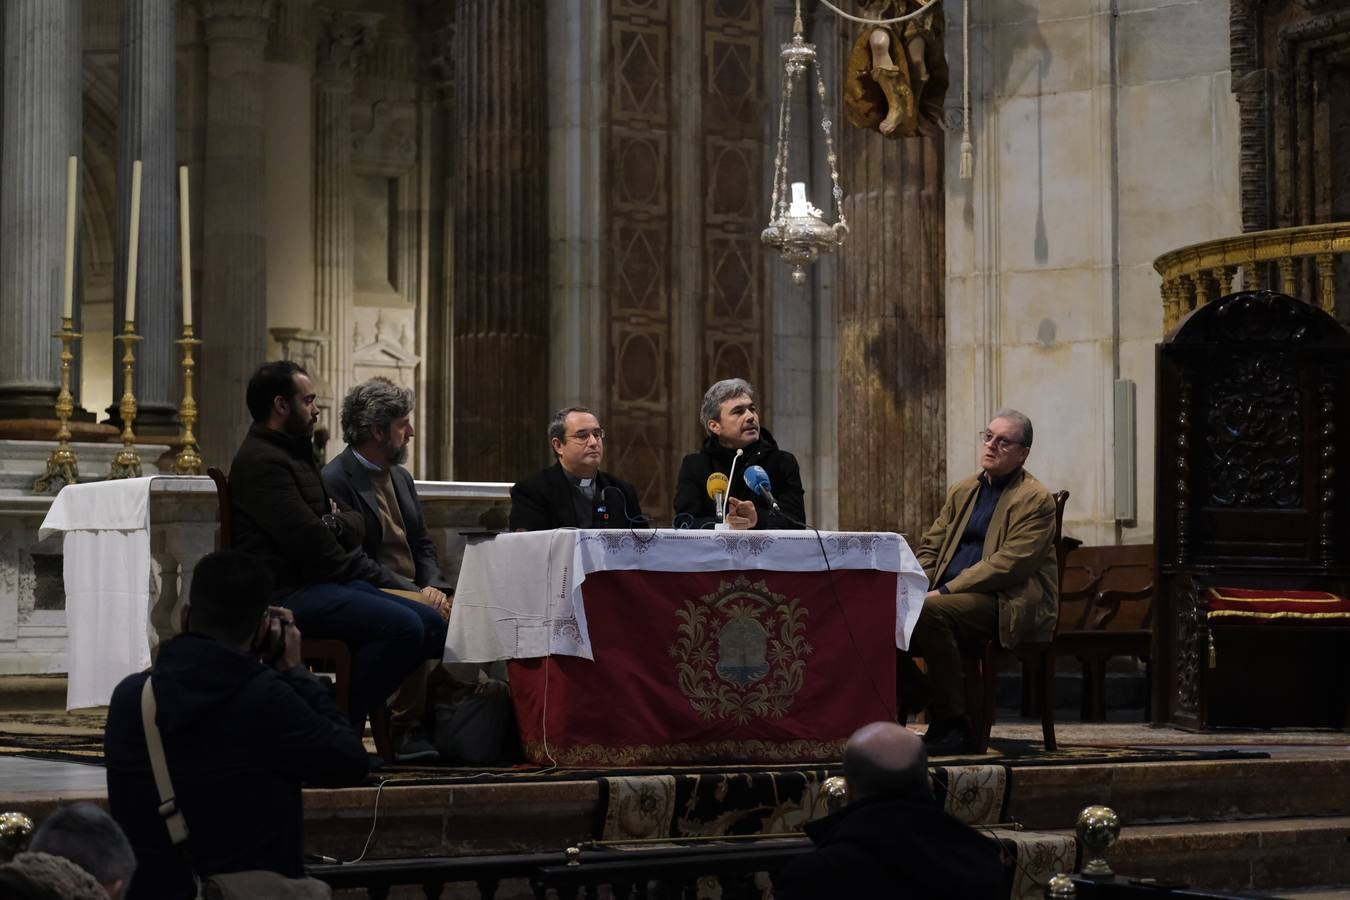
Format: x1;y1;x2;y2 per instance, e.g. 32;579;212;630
445;529;928;765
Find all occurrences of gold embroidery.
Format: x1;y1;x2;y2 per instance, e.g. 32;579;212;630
522;738;846;767
671;576;812;725
1209;609;1350;620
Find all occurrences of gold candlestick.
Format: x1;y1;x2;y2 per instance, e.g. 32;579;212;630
109;323;143;479
173;325;203;475
33;318;83;494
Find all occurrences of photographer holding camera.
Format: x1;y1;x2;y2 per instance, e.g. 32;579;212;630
104;549;368;900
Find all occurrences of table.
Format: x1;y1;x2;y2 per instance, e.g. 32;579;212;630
445;529;928;766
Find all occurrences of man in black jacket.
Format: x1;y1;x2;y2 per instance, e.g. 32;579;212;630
104;550;368;900
773;721;1005;900
229;360;445;734
509;406;645;530
323;377;452;761
673;378;806;529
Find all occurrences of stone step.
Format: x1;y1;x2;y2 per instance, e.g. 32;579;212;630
1005;756;1350;830
0;674;67;711
1052;815;1350;894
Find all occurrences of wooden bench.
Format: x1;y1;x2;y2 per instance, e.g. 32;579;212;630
1039;544;1154;721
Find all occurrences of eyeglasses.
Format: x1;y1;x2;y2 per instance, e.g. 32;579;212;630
568;428;605;443
979;430;1027;453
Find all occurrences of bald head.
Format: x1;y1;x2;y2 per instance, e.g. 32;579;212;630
842;721;934;804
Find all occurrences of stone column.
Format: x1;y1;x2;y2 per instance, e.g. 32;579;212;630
451;0;549;482
0;0;82;423
197;0;273;468
837;129;946;535
313;11;378;419
110;0;178;432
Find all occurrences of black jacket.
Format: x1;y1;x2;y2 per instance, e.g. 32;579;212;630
773;793;1007;900
509;462;645;531
673;429;806;529
229;423;400;600
104;634;368;900
321;447;451;593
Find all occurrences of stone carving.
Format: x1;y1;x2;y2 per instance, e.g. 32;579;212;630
1205;355;1302;508
1233;0;1350;231
318;11;381;82
353;101;417;166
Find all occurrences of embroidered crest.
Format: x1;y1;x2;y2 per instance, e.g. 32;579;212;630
671;576;812;724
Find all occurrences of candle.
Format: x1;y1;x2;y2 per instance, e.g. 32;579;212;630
62;156;77;320
788;181;809;217
178;166;192;328
125;160;142;328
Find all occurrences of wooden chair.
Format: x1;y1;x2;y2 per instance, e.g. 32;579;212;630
958;489;1071;753
205;466;392;760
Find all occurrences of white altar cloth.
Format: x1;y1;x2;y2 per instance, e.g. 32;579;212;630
40;477;158;710
444;528;929;664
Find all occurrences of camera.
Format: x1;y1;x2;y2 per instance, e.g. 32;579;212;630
253;610;290;665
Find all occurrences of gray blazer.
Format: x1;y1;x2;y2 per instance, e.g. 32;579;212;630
321;447;452;593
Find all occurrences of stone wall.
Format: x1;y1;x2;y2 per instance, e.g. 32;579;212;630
945;0;1241;545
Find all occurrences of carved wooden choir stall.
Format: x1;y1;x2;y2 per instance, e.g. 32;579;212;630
1153;291;1350;730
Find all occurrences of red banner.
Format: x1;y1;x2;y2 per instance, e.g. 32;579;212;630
508;569;897;766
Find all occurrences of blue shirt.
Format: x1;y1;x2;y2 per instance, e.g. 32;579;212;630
936;469;1017;592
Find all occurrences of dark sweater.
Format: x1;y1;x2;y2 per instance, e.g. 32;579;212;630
773;792;1006;900
105;635;368;900
673;429;806;529
229;423;403;600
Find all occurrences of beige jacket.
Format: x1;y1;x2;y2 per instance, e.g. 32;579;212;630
915;468;1059;647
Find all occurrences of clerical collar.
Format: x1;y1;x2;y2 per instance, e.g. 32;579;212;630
561;467;594;488
352;449;385;472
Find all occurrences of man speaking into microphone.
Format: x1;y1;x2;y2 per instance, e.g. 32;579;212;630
674;378;806;529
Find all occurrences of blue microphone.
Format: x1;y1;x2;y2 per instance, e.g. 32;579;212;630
744;465;780;512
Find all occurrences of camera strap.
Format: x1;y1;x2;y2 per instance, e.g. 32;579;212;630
140;677;191;845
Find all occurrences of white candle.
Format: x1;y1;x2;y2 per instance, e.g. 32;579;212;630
178;166;192;328
62;156;77;320
788;181;809;216
125;160;142;328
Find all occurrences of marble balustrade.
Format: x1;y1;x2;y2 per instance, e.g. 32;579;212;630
0;468;510;676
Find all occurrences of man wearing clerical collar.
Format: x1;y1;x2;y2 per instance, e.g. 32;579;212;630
322;377;454;762
901;408;1059;754
509;406;645;531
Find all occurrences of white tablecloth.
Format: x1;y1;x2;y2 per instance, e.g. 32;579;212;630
39;477;157;710
444;528;929;664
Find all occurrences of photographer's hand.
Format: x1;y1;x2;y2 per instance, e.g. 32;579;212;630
265;606;304;672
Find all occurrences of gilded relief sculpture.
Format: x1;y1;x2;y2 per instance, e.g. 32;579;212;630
843;0;948;137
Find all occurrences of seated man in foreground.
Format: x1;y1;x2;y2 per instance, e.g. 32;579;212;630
772;721;1004;899
229;360;446;735
673;378;805;529
510;406;644;530
903;408;1059;753
323;377;452;762
104;550;368;899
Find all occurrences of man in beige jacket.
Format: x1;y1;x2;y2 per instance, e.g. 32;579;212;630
903;409;1058;753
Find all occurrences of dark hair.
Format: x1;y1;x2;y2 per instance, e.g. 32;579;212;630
29;803;136;888
340;377;414;446
548;406;595;450
187;549;273;645
246;360;307;423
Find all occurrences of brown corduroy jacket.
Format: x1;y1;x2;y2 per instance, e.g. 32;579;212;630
915;467;1059;648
